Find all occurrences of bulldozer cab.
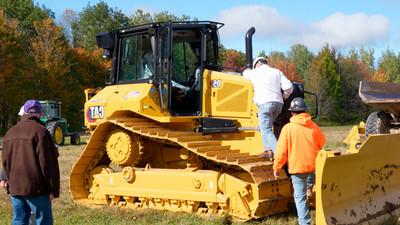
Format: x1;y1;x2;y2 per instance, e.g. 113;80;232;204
97;21;222;117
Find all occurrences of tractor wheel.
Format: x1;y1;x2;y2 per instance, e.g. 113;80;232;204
365;111;391;136
71;133;81;145
46;121;65;146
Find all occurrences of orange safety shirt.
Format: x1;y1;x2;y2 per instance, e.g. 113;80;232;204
273;113;326;174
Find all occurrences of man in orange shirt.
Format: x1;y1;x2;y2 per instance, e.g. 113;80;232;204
273;97;325;225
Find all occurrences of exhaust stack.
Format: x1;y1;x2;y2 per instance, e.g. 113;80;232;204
245;27;256;69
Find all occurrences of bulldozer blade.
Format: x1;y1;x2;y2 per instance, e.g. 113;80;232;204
316;133;400;225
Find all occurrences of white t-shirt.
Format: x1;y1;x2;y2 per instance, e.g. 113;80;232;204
243;64;293;105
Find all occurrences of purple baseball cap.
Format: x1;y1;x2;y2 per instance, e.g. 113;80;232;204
23;99;42;114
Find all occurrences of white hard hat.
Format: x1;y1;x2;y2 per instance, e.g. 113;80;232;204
18;106;25;116
253;57;268;68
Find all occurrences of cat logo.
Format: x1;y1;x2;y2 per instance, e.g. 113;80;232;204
88;106;105;120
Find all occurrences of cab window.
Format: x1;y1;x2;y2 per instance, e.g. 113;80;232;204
119;33;154;82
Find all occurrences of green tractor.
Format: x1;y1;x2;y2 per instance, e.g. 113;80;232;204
39;100;80;146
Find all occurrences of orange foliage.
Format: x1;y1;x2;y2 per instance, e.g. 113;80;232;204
92;48;112;69
0;10;21;84
222;49;245;70
354;60;373;81
269;58;302;82
71;47;108;88
31;18;70;77
373;68;390;82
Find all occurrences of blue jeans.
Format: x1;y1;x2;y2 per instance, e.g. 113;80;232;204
258;102;283;153
11;195;53;225
291;173;314;225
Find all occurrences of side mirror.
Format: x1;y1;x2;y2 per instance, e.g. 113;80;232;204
105;68;114;85
96;32;114;49
96;32;114;59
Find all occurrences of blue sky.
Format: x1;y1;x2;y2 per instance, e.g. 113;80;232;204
35;0;400;59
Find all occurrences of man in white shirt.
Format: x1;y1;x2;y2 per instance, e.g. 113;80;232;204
243;57;293;159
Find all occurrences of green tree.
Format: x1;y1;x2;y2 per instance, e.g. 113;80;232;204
257;50;267;58
338;54;372;122
377;49;400;83
307;45;343;122
153;11;192;22
268;50;286;62
288;44;313;80
130;9;194;25
0;0;53;36
359;47;375;71
130;9;153;25
71;1;130;50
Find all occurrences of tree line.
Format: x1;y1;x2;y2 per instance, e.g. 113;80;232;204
0;0;399;133
221;44;400;124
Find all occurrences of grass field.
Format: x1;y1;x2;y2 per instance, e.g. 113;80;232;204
0;126;352;225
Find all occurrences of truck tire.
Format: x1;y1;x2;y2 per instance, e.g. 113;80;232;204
71;133;81;145
365;111;391;136
46;121;65;146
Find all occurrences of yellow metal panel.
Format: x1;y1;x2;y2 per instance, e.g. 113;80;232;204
316;134;400;225
94;168;222;202
202;69;253;118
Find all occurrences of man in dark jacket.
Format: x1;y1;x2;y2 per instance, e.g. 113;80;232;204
2;99;60;225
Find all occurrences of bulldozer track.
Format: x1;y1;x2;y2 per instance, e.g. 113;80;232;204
70;116;291;219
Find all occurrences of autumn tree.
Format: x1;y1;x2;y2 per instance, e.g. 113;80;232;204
373;68;390;82
0;9;32;130
30;18;85;129
268;57;302;82
220;48;245;70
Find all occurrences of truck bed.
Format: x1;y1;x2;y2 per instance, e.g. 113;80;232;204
359;80;400;112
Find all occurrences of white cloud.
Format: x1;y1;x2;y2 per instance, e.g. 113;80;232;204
218;5;300;38
217;5;390;50
305;13;389;48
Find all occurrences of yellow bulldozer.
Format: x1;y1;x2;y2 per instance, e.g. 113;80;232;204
70;21;309;220
69;21;400;224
